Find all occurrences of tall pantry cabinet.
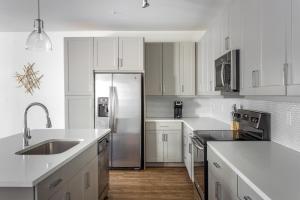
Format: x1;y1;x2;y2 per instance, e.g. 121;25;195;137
65;38;94;129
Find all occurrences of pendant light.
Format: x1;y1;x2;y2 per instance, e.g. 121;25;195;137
25;0;52;51
142;0;150;8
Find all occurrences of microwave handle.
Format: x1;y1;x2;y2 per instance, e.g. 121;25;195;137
221;63;225;87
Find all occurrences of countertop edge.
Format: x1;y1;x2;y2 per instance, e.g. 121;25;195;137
207;142;271;200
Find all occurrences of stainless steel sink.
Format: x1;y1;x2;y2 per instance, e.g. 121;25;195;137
16;140;80;155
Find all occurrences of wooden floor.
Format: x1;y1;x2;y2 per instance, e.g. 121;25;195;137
108;167;194;200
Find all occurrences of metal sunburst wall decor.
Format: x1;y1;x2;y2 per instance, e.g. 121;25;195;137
15;63;43;95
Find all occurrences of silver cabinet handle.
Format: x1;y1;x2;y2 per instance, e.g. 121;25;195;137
188;143;192;154
215;182;221;200
85;172;90;189
213;162;221;169
252;70;260;88
244;196;252;200
66;192;71;200
49;178;63;190
162;134;165;142
119;58;123;67
181;85;184;93
165;134;168;142
221;63;225;87
283;63;288;86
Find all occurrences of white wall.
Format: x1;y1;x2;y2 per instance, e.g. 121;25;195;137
0;31;204;138
146;96;300;152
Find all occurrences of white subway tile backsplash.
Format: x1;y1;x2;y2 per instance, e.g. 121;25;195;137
146;96;300;152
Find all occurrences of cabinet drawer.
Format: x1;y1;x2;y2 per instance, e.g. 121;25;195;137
36;144;97;200
237;176;263;200
146;121;182;131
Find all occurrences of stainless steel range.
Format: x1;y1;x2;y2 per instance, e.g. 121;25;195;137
192;109;271;200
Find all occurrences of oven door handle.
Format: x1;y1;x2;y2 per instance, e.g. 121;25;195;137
192;138;204;150
221;63;225;87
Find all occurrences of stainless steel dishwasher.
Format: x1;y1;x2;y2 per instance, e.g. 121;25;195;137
98;134;110;200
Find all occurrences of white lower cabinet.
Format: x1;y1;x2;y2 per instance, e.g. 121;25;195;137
208;146;238;200
37;144;99;200
145;122;182;163
183;124;193;181
208;145;265;200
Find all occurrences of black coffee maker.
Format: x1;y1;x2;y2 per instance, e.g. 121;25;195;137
174;101;183;119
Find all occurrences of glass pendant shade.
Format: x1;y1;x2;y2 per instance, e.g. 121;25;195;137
25;19;52;51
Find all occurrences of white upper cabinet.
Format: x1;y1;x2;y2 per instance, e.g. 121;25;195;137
145;43;163;95
240;0;261;95
240;0;289;95
65;38;93;95
93;37;119;71
259;0;288;95
93;37;144;72
179;42;196;96
229;0;241;50
163;42;181;95
197;33;220;96
288;0;300;96
119;37;144;71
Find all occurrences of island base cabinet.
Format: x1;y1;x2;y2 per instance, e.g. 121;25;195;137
36;144;98;200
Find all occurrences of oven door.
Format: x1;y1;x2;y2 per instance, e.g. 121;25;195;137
192;138;205;200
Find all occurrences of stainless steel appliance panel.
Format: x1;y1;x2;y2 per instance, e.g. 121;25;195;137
98;134;109;200
95;74;113;129
111;74;142;168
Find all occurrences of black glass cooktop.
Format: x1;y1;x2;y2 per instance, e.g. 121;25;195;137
193;130;262;145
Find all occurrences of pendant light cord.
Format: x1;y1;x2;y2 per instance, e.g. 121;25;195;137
37;0;40;19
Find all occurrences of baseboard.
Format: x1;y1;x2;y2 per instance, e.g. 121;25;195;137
146;162;185;167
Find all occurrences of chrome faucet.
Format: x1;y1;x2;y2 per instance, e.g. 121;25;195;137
24;102;52;146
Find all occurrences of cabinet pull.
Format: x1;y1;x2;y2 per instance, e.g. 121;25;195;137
85;172;90;189
181;85;184;93
283;63;288;86
162;134;165;142
188;143;192;154
215;182;221;200
213;162;221;169
165;134;168;142
66;192;71;200
252;70;260;88
244;196;253;200
49;178;63;190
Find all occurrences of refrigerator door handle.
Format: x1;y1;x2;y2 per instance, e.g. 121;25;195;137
112;86;118;133
109;86;114;132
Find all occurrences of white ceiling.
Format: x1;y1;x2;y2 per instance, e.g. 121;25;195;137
0;0;230;31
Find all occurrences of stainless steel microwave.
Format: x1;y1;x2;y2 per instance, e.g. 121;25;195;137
215;50;240;93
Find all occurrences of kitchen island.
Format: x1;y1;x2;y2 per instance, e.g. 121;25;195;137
0;129;110;200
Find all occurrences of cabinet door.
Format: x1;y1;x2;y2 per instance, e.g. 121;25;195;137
68;172;85;200
163;43;181;95
65;38;93;95
93;37;119;71
83;158;98;200
48;185;68;200
145;43;163;95
145;131;164;162
259;0;288;95
179;42;196;96
229;0;241;50
288;0;300;95
118;37;144;71
65;96;94;129
164;130;182;162
240;0;260;95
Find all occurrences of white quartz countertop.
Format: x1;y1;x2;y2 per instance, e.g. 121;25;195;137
0;129;110;187
145;117;230;131
208;141;300;200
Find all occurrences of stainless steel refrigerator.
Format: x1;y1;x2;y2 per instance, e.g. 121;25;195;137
95;73;143;169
